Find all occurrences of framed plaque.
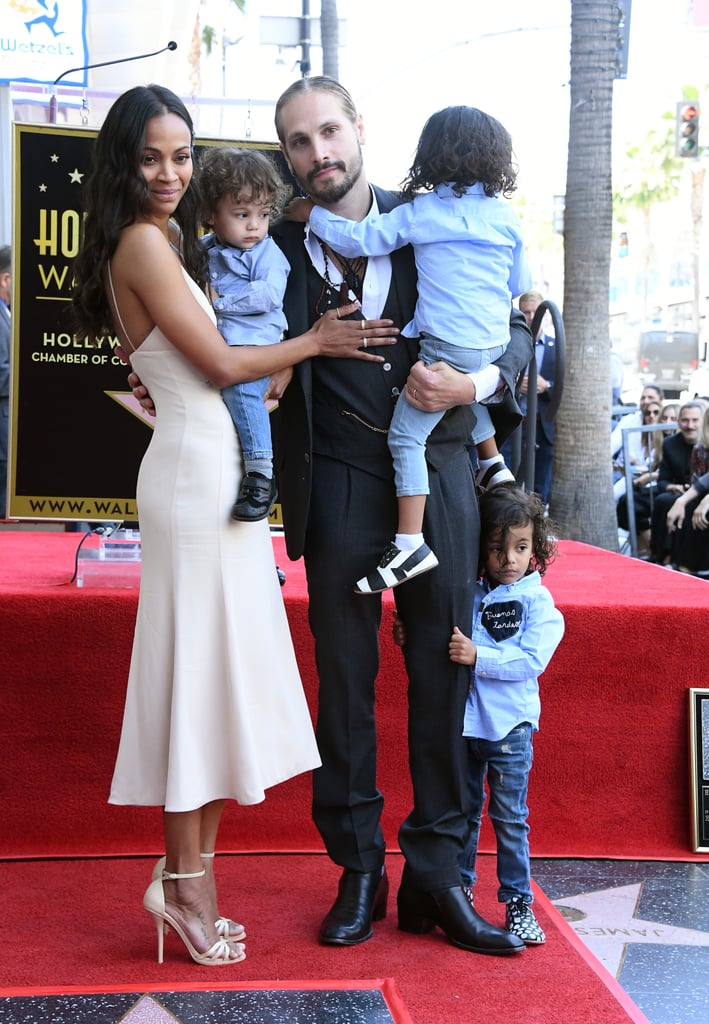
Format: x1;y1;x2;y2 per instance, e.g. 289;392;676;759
689;688;709;853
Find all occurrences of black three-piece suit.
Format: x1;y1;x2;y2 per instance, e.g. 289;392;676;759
271;185;533;892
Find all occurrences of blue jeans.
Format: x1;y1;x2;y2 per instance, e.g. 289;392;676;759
221;376;272;462
459;722;534;903
388;335;505;496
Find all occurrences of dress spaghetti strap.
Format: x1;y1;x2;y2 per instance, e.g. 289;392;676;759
107;262;136;353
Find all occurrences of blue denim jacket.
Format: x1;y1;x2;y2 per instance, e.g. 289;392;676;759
463;571;565;741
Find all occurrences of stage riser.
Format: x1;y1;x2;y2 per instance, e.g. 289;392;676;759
1;534;706;861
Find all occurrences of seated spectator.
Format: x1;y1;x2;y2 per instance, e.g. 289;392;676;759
690;403;709;479
649;402;704;564
616;399;666;555
666;467;709;576
660;403;678;433
611;383;664;502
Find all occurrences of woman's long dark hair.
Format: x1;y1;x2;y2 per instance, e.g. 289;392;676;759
72;84;207;341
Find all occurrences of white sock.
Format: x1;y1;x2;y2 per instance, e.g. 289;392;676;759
478;455;504;470
395;533;424;552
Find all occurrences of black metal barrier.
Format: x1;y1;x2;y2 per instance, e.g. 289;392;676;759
514;300;566;495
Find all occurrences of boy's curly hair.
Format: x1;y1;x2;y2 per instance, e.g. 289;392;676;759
479;486;558;576
402;105;518;200
198;147;289;230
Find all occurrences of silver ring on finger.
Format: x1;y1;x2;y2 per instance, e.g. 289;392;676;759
362;337;368;349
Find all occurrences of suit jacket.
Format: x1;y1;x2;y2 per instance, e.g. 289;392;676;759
657;431;694;493
270;185;533;560
0;302;10;399
520;332;557;444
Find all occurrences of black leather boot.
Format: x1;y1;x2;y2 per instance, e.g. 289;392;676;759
397;882;524;955
319;867;388;945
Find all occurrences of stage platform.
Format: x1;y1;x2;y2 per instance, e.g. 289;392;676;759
1;530;707;862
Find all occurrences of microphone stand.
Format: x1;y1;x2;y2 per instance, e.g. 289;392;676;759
48;41;177;124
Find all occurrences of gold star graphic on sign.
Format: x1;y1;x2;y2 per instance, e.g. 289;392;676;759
69;168;84;183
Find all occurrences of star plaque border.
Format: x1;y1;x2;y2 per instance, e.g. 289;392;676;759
689;688;709;853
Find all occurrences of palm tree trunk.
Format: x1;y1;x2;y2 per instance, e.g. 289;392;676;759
552;0;619;548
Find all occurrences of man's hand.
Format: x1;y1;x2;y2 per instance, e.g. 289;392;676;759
404;360;476;412
449;626;477;666
692;494;709;530
127;370;156;417
265;367;293;403
667;494;688;532
520;373;550;396
392;612;407;649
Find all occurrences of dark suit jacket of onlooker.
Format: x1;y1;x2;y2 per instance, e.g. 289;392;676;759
657;431;694;493
520;333;557;444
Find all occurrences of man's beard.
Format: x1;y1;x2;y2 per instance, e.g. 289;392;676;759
299;148;364;205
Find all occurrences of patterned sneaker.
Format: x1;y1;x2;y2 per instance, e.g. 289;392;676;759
505;896;546;945
474;459;516;493
354;541;439;594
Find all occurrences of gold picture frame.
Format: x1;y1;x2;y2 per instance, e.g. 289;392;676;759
689;688;709;853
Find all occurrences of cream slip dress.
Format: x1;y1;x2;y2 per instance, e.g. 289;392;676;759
108;265;320;812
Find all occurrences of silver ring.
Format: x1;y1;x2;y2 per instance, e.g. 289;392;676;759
362;337;368;349
411;387;417;399
362;319;367;332
336;308;341;320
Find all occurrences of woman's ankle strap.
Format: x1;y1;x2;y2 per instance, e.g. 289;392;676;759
161;868;206;881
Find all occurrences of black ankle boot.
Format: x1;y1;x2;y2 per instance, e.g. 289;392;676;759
397;882;524;956
319;867;388;945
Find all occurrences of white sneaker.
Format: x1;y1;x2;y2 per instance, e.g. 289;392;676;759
354;541;439;594
475;459;516;493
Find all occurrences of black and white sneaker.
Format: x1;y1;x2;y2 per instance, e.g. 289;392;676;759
354;541;439;594
474;459;515;494
505;896;546;945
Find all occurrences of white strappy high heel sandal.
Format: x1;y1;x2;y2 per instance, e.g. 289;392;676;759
143;867;246;966
151;853;246;941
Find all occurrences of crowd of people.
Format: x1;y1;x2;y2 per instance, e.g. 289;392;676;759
612;382;709;576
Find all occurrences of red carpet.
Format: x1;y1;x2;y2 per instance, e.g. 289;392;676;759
1;531;708;862
0;853;650;1024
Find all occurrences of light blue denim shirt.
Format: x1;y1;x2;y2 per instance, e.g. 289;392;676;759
309;182;532;350
463;571;565;741
202;233;289;347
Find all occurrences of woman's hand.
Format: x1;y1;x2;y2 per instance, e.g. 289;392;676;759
283;197;314;222
404;360;477;412
449;625;477;666
691;494;709;530
311;302;398;361
127;370;156;417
